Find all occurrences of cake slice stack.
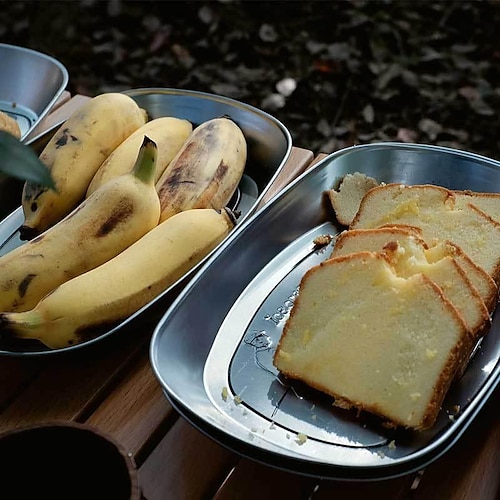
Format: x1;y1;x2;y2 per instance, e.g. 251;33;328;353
331;226;492;378
273;178;499;431
273;251;469;430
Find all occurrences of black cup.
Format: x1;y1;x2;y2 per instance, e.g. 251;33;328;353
0;421;140;500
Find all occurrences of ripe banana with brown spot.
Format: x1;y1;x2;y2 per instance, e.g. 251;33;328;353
86;116;193;196
156;116;247;223
0;207;236;349
20;92;148;239
0;137;160;313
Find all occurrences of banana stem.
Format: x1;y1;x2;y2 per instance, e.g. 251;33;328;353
132;136;158;184
0;311;42;337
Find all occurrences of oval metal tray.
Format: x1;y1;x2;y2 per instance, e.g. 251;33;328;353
0;88;292;357
150;142;500;480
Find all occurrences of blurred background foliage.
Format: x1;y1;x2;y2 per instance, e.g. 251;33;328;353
2;0;500;159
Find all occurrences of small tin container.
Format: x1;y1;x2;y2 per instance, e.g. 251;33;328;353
0;43;68;141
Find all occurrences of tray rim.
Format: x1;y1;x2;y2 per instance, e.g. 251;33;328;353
162;378;497;481
150;141;500;479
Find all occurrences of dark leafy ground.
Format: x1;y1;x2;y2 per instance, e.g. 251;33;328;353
2;0;500;159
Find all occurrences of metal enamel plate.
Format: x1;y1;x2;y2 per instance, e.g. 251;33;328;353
151;142;500;480
0;88;292;357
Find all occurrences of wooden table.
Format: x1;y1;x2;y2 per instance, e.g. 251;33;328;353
1;94;498;500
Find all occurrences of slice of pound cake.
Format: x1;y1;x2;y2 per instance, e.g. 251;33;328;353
327;172;380;226
331;226;491;334
273;252;469;430
350;184;500;283
425;240;498;313
454;190;500;223
330;226;491;377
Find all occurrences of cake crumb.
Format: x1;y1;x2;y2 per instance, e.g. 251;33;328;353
295;433;308;445
234;395;242;405
388;440;397;449
221;386;229;402
313;234;333;247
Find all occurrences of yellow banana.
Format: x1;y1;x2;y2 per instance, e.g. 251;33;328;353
86;116;193;196
0;137;160;313
20;92;148;239
0;207;236;349
156;116;247;223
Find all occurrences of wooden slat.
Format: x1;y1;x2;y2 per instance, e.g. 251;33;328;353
310;152;328;167
0;328;147;432
213;456;416;499
26;93;91;140
47;90;72;111
312;475;416;499
213;458;320;500
257;146;314;207
86;343;176;465
0;357;42;410
413;388;500;500
256;149;326;211
138;418;238;500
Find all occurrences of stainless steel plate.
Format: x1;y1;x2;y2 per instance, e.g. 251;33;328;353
150;142;500;480
0;88;292;357
0;43;68;141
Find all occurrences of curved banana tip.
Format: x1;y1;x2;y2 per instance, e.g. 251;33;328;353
19;225;39;241
0;313;16;336
0;314;48;350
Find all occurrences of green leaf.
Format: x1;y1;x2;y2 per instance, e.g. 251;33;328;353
0;131;55;189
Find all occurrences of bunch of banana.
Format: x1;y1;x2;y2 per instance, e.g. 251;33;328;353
156;116;247;223
0;207;236;349
0;137;160;313
20;92;148;240
86;116;193;197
